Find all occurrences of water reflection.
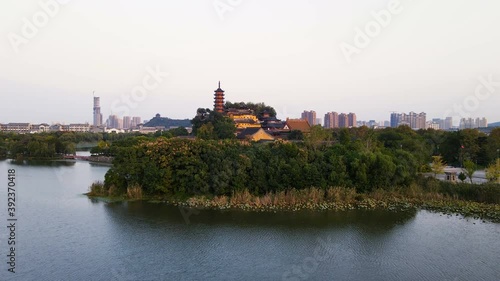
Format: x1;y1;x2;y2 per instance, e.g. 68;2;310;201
100;201;417;231
9;159;76;167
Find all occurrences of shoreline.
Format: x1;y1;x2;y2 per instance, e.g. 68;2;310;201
85;191;500;223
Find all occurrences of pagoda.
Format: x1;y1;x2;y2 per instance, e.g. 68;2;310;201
214;81;225;113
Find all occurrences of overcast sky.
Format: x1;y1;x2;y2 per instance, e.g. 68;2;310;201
1;0;499;125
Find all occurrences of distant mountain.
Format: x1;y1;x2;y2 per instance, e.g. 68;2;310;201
144;114;191;128
488;122;500;128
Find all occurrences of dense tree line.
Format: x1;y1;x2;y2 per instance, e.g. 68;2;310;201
0;131;150;159
224;101;277;119
102;126;500;197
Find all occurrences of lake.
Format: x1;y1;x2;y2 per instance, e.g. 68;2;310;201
0;159;498;281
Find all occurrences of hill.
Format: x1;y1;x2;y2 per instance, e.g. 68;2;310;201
488;122;500;128
144;114;191;128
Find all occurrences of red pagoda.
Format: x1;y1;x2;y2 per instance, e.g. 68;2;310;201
214;81;225;113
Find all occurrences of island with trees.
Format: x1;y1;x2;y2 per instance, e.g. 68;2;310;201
86;109;500;221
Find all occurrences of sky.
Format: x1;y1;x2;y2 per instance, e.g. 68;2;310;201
1;0;500;125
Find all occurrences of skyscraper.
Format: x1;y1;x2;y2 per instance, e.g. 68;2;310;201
301;110;316;126
93;96;103;127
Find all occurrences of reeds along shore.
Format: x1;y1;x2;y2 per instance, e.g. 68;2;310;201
87;181;500;222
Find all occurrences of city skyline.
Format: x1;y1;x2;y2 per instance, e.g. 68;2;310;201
1;1;500;124
0;92;494;130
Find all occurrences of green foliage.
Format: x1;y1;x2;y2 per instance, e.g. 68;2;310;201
485;159;500;183
418;176;500;204
458;172;467;183
96;127;500;202
168;127;189;137
225;101;277;119
288;130;304;140
191;108;236;140
431;156;445;178
0;131;151;159
463;159;477;184
103;138;421;197
305;125;331;146
143;115;191;128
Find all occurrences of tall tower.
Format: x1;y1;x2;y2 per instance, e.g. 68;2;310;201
93;95;103;127
214;81;225;113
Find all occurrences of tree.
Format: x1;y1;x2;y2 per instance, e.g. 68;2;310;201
191;108;236;139
431;156;445;178
225;101;277;119
485;159;500;183
169;127;189;137
458;172;467;183
288;130;304;141
305;125;331;146
463;159;477;184
197;123;217;140
486;128;500;163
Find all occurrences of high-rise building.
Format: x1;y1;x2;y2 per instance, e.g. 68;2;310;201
444;117;453;130
214;82;225;113
476;117;488;128
324;112;339;128
131;117;142;127
390;112;426;129
123;116;132;129
367;120;377;128
93;96;103;127
339;113;348;128
107;115;121;129
390;113;401;128
348;113;357;128
459;117;488;129
301;110;317;126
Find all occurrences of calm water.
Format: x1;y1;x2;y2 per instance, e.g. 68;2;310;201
0;159;499;281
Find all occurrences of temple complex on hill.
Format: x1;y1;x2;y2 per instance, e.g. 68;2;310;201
212;82;311;141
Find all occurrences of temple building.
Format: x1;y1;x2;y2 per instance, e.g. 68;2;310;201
226;108;261;130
